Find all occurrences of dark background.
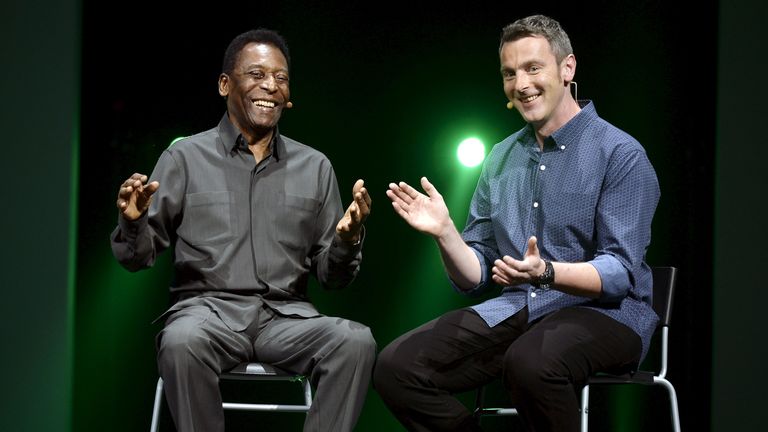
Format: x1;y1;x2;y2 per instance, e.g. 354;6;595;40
3;0;766;431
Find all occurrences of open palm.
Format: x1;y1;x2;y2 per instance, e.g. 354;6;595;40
386;177;451;237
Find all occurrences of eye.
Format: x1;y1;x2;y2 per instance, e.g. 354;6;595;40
276;73;289;82
248;70;265;79
502;70;516;80
528;65;542;74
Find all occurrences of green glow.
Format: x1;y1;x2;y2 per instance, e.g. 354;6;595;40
609;387;641;432
169;136;186;147
457;137;485;167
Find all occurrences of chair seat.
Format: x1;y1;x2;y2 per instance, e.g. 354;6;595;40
222;362;305;381
587;370;656;385
150;362;312;431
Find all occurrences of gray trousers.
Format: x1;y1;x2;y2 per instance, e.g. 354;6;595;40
156;294;376;432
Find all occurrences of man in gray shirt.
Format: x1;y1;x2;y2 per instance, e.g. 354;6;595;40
111;28;374;432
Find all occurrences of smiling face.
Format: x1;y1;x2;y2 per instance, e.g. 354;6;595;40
218;42;291;140
500;35;577;136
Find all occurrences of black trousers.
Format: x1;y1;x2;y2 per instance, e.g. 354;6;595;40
373;306;641;432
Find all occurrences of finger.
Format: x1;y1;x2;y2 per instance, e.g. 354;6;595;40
491;265;514;285
352;179;365;195
390;201;410;220
386;188;407;208
492;273;511;286
359;186;372;209
390;182;415;205
118;185;134;198
499;256;529;274
398;181;421;201
143;181;160;197
355;189;371;216
525;236;539;258
420;177;442;199
349;202;360;222
493;259;512;278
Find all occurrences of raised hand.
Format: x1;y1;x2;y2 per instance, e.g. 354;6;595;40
116;173;160;221
386;177;452;238
336;179;371;243
491;236;546;286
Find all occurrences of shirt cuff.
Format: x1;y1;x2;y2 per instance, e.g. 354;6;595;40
590;254;631;302
117;212;149;242
332;226;366;256
449;247;488;296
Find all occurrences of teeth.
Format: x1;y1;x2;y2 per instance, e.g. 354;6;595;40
521;95;538;103
253;100;276;108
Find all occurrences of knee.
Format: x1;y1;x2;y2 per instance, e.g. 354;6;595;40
157;324;211;370
502;344;566;399
331;320;377;364
372;339;413;395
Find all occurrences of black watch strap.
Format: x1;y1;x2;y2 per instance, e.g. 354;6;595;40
533;260;555;288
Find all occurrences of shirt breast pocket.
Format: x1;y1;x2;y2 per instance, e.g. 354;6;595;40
547;191;597;249
274;195;320;251
178;191;236;245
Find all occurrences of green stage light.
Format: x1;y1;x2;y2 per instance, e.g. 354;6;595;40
457;137;485;167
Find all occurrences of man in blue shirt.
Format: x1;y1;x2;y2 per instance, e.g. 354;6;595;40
373;15;660;432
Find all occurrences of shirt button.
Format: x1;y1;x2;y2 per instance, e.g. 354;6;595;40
540;165;546;171
560;145;566;150
533;201;539;208
531;292;537;298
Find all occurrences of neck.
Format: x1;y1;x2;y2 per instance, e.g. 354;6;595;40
533;96;581;149
242;128;275;164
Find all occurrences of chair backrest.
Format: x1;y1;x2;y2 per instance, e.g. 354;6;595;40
651;266;678;327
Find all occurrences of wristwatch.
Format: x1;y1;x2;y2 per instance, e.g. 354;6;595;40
533;260;555;289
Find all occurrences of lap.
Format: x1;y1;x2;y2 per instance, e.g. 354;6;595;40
252;313;374;365
158;295;374;374
378;307;528;393
506;307;642;380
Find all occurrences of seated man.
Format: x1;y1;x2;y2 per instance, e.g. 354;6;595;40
374;15;659;432
111;28;375;432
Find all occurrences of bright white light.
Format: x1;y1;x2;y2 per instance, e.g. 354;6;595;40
457;137;485;167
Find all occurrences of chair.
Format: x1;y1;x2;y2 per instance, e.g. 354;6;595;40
474;266;681;432
150;362;312;432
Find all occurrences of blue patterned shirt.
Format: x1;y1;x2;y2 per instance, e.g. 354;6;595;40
460;101;660;360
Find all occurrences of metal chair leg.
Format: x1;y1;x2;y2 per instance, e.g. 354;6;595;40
580;384;590;432
150;378;163;432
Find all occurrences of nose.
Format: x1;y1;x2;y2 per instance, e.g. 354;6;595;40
515;72;530;93
260;74;277;92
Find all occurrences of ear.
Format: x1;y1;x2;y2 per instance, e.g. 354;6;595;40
218;73;230;97
561;54;577;85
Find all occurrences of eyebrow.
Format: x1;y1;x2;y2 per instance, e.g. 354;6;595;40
500;60;543;73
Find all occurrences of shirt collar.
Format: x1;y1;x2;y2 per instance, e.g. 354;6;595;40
518;100;598;152
549;100;597;150
218;113;284;161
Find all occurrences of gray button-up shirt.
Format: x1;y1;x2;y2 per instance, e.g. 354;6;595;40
111;114;362;320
